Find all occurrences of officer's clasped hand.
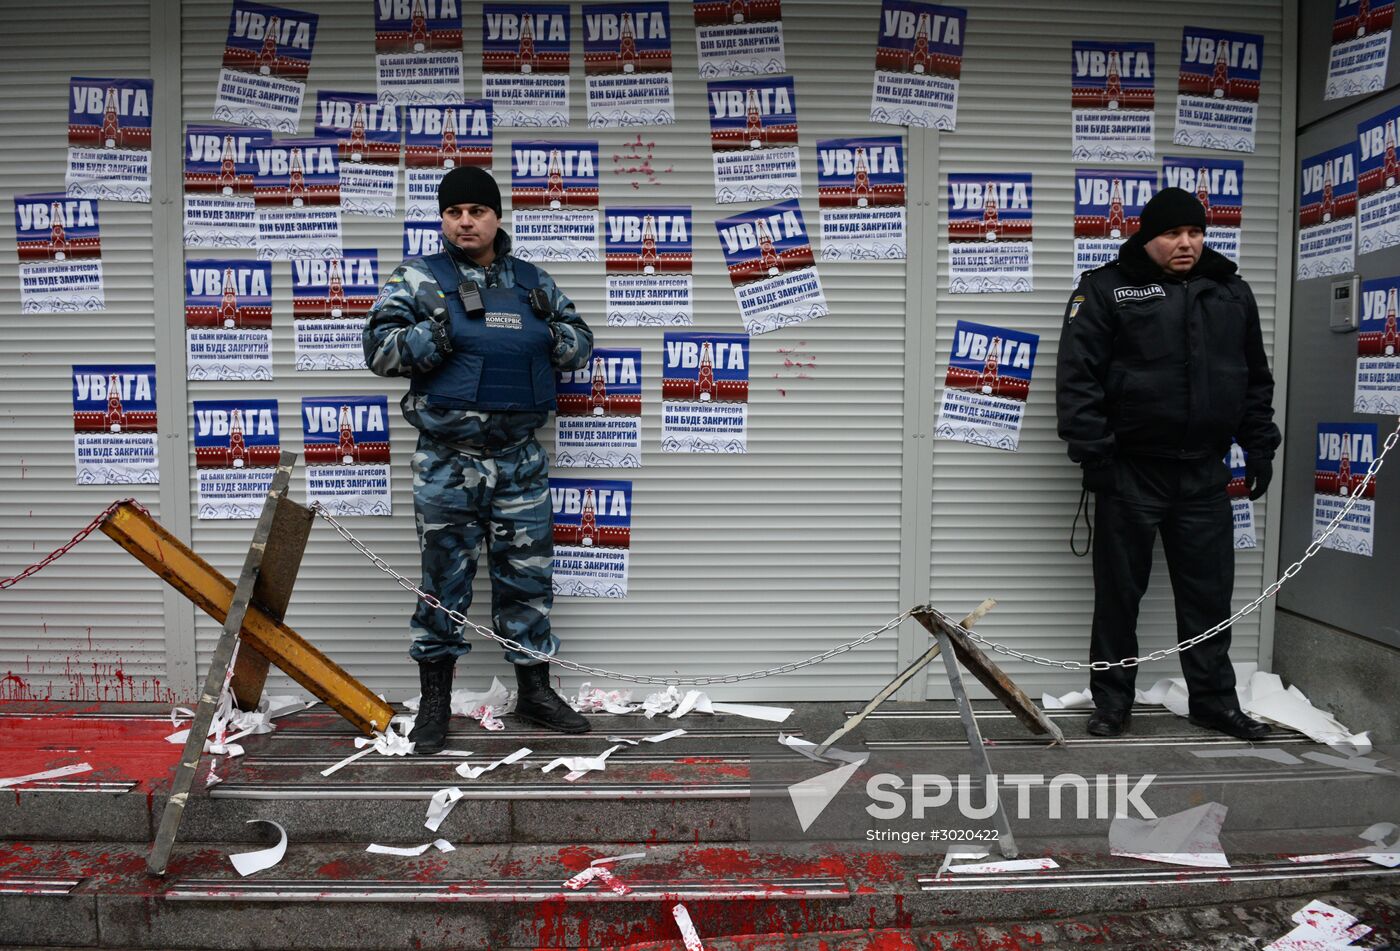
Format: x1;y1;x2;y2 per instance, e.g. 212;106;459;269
1245;456;1272;501
429;318;453;356
1081;458;1115;494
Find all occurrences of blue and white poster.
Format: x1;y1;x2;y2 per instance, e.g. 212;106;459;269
13;193;105;313
403;101;493;221
556;348;643;467
1225;441;1256;549
1327;1;1393;101
716;200;827;334
482;3;571;127
375;0;465;106
935;321;1039;452
510;140;600;261
1174;26;1262;153
1357;103;1400;253
692;0;785;79
72;365;158;486
707;76;801;203
292;251;378;371
184;259;273;381
583;2;675;126
65;77;153;202
1073;168;1156;284
1356;275;1400;414
403;219;443;258
183;124;267;248
870;0;965;130
605;206;692;325
817;136;906;261
1313;422;1379;556
302;395;392;516
1070;41;1155;162
1298;143;1358;280
193;399;282;519
661;331;749;453
214;0;318;133
947;173;1033;293
315;91;401;218
1162;156;1244;264
551;477;632;597
251;137;342;259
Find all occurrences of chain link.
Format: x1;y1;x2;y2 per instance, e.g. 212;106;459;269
0;498;148;590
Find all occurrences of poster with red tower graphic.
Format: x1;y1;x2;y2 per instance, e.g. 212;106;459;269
716;200;827;334
706;76;801;203
1298;142;1358;280
693;0;785;79
1356;103;1400;252
870;0;965;131
1070;41;1155;163
1313;422;1379;556
1173;26;1262;154
375;0;465;107
292;250;379;371
1356;276;1400;414
482;4;571;128
604;205;692;325
184;125;267;248
583;3;675;127
72;364;158;486
1225;441;1256;549
1327;0;1393;100
184;259;273;381
550;477;632;597
1162;156;1244;264
816;136;906;261
215;0;318;134
661;331;748;453
65;77;153;203
315;92;401;218
251;138;342;260
556;348;643;467
934;321;1039;452
510;140;601;261
403;101;493;222
12;193;105;313
193;399;282;519
301;395;392;516
946;173;1033;293
1073;169;1156;284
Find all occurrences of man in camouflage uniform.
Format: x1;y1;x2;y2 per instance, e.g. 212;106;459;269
364;166;594;752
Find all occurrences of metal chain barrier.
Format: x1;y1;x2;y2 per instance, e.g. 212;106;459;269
0;498;148;590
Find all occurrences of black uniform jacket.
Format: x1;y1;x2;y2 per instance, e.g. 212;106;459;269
1055;239;1281;466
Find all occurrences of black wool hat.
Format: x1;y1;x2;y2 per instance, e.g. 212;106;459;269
438;166;502;217
1136;187;1207;242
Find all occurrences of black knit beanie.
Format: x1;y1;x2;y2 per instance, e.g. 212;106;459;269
437;165;502;217
1136;187;1207;242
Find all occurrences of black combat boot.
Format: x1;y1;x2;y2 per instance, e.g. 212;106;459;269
408;658;456;755
513;663;591;734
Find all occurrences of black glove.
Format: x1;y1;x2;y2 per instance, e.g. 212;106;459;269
429;319;453;356
1245;456;1272;501
1081;457;1115;494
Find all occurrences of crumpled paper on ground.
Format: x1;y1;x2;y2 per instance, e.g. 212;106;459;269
406;677;513;732
1241;672;1372;754
455;747;531;780
229;820;288;876
1042;688;1093;710
1288;821;1400;868
571;682;641;714
167;693;313;758
1265;900;1372;950
543;744;622;781
1110;801;1229;868
321;723;415;777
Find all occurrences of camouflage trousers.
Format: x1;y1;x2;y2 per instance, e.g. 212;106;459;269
408;432;559;666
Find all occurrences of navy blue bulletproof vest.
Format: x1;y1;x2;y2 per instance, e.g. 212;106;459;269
409;252;557;412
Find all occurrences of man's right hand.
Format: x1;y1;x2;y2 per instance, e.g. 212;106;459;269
429;318;453;356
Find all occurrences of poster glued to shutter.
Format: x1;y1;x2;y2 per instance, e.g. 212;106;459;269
185;259;273;381
13;193;105;313
65;77;154;202
1312;423;1379;557
72;364;159;486
556;348;643;468
934;320;1038;452
184;125;265;248
551;477;632;597
482;3;571;127
374;0;466;107
316;91;401;219
604;205;694;325
661;332;749;453
292;251;378;371
193;399;282;520
302;395;393;516
214;0;319;133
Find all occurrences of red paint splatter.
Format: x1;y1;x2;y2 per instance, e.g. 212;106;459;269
0;713;181;793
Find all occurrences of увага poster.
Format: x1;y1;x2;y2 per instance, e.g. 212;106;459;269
185;259;273;381
716;199;827;335
510;140;600;261
193;399;282;519
1073;169;1155;284
482;3;571;127
1356;275;1400;414
374;0;466;106
292;251;378;371
214;0;318;133
1327;0;1393;101
1173;26;1262;153
403;101;493;221
551;477;632;597
1162;156;1243;264
1298;143;1358;281
1070;41;1155;163
183;125;266;248
692;0;785;79
1226;441;1256;550
1313;422;1379;556
934;321;1038;452
870;0;965;131
65;77;153;202
707;75;801;204
1356;103;1400;253
403;219;443;257
252;137;342;260
13;193;105;313
817;136;907;261
72;365;158;486
316;91;401;218
947;174;1033;293
583;2;676;127
555;348;643;467
604;205;693;325
302;395;393;516
661;331;748;453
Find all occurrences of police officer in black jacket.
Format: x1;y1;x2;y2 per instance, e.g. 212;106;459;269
1055;187;1280;740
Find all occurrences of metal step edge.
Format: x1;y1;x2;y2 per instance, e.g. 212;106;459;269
867;735;1317;749
209;782;756;800
918;861;1400;890
0;877;83;895
161;877;850;902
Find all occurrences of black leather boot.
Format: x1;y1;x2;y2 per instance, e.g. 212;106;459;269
513;663;591;734
408;658;455;755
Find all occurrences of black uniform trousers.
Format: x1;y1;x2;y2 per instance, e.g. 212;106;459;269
1090;455;1240;718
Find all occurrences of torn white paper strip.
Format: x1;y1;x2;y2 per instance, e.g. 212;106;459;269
672;902;706;951
644;728;686;743
365;839;455;857
425;786;464;832
0;762;94;789
668;689;714;720
1191;747;1304;765
1042;688;1093;710
1289;822;1400;868
229;820;288;877
543;745;622;782
935;850;989;878
591;850;647;866
1265;899;1369;950
606;735;641;745
1110;801;1229;868
593;865;632;894
1241;672;1371;753
564;866;601;890
321;746;376;777
947;857;1060;873
1301;752;1395;775
456;747;531;780
709;701;793;723
778;732;866;765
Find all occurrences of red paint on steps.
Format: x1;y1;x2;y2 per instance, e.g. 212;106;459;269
0;714;181;792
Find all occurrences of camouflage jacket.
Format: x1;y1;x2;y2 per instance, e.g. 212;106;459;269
363;232;593;455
